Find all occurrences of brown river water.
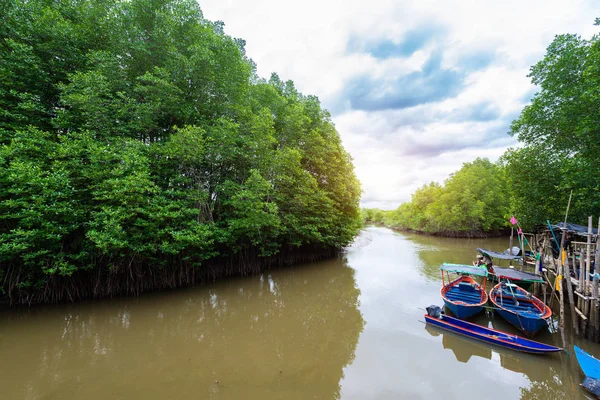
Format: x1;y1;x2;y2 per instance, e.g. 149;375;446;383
1;226;599;399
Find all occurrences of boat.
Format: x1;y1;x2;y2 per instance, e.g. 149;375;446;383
575;345;600;379
475;247;544;290
424;308;562;354
575;346;600;398
440;263;488;319
489;282;551;336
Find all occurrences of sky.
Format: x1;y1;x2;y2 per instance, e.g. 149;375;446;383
199;0;598;209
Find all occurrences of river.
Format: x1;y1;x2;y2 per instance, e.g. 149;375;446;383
1;226;598;399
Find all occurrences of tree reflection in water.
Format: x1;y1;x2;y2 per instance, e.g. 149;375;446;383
0;258;364;400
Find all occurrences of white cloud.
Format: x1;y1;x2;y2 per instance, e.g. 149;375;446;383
199;0;598;209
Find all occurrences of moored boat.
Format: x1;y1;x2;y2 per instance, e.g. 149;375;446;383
575;346;600;398
489;282;551;336
475;247;544;290
440;263;488;319
575;345;600;380
424;308;562;354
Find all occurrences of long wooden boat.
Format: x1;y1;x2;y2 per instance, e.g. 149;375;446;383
424;312;562;354
440;263;488;319
489;282;551;336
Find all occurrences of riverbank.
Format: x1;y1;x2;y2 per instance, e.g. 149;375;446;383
365;221;510;238
1;245;340;306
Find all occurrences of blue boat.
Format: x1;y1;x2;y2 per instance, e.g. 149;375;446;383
575;345;600;379
575;346;600;398
440;263;488;319
489;282;551;336
424;310;562;354
475;248;545;290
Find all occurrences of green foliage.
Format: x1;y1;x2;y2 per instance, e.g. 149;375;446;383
0;0;361;303
505;23;600;228
363;158;509;236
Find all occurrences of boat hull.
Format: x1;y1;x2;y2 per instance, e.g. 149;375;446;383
489;283;551;336
575;345;600;380
424;313;562;354
494;307;548;336
443;300;484;319
441;276;487;319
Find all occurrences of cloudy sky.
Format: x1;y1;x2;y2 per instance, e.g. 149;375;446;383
200;0;598;209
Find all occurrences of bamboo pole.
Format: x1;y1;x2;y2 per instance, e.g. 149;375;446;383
587;216;593;294
534;236;546;297
559;190;576;342
509;226;513;257
578;245;585;332
520;231;526;272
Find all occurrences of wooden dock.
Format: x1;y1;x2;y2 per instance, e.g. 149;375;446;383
535;217;600;342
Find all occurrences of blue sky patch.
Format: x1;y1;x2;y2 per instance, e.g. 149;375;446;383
347;25;445;59
343;50;464;111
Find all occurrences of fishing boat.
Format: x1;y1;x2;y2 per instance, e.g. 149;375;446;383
575;345;600;379
440;263;488;319
489;282;551;336
424;307;562;354
475;247;544;290
575;346;600;398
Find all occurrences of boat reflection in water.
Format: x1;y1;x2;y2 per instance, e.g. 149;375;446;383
424;318;577;399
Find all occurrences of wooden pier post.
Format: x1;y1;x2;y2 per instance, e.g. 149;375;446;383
590;274;598;341
592;276;600;342
520;232;526;272
564;251;579;335
579;244;585;296
582;217;593;336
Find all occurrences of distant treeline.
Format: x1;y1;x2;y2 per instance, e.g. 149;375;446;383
364;18;600;236
0;0;361;304
362;158;509;237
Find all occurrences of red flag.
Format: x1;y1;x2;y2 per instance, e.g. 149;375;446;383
510;216;518;225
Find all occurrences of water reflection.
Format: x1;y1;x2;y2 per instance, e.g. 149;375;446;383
404;233;510;281
424;324;574;398
0;259;364;400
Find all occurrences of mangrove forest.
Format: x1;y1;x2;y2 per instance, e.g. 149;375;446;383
0;0;362;304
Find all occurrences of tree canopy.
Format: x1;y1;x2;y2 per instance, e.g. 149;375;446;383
503;21;600;229
0;0;361;303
